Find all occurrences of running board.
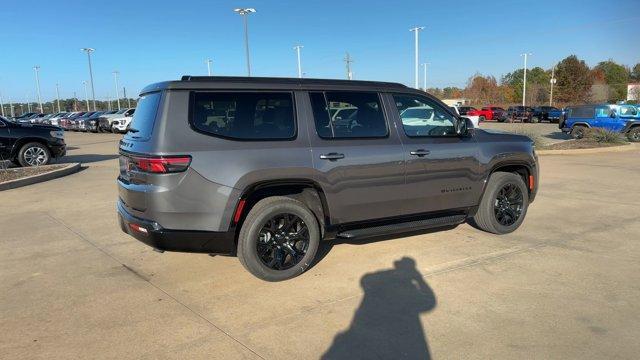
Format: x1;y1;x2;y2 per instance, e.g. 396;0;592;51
336;214;466;239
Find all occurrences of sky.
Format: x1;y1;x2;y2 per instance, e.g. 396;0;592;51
0;0;638;103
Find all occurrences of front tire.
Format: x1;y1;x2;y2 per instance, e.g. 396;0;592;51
479;116;486;122
571;125;587;139
627;127;640;142
237;196;320;281
18;142;51;167
472;172;529;234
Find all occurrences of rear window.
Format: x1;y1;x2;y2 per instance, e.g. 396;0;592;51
127;92;161;139
568;106;594;119
191;92;295;140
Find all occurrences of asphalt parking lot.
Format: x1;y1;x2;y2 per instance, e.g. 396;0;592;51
2;129;640;359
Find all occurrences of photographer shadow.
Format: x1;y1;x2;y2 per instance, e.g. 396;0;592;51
322;257;436;360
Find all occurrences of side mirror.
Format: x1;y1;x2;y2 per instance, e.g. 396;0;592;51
458;117;475;137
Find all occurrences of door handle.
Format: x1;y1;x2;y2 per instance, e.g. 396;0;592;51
410;149;430;157
319;153;345;161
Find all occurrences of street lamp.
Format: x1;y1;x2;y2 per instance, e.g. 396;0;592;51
293;45;303;78
82;81;90;111
421;62;430;91
81;48;97;110
550;65;556;106
33;66;43;113
520;53;532;107
233;8;256;76
113;71;121;110
55;83;61;113
409;27;425;89
206;59;213;76
0;91;4;117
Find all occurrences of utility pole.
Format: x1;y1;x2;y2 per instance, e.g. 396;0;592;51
520;53;532;106
9;97;14;117
344;52;353;80
113;71;121;110
73;92;77;111
55;83;61;113
81;48;96;110
409;26;425;89
234;8;256;76
124;87;131;108
0;92;4;117
206;59;213;76
293;45;303;78
82;81;90;111
549;65;556;106
107;93;112;111
33;66;43;113
421;62;430;91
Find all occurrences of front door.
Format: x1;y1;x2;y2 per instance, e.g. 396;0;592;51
386;93;481;215
0;119;12;160
302;90;407;224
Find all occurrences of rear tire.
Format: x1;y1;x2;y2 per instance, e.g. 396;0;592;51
472;172;529;234
237;196;320;281
627;127;640;142
479;116;486;122
571;125;587;139
531;116;540;123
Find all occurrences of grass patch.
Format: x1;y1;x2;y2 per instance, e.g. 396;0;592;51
584;128;628;144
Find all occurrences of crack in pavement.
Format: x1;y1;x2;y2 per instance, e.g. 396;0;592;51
46;213;265;360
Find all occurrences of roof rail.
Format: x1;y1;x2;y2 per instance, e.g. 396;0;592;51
179;75;407;89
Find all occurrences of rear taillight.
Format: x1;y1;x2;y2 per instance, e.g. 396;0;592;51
128;155;191;174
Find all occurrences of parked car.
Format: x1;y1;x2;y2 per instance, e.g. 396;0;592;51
560;104;640;140
46;112;70;126
59;112;86;130
116;76;539;281
532;106;562;123
111;110;136;133
78;111;105;132
467;106;507;122
455;106;476;116
507;106;535;122
0;115;66;167
72;111;98;131
98;108;135;132
12;112;37;121
449;106;480;128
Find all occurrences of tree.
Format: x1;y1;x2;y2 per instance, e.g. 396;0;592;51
501;66;550;105
554;55;593;105
464;74;502;105
631;63;640;82
593;60;630;102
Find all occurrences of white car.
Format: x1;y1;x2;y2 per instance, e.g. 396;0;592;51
111;115;134;133
98;108;135;132
449;106;480;128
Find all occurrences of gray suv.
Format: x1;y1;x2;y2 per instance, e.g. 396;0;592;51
117;76;539;281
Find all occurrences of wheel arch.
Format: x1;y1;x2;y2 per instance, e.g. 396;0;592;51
571;122;591;128
10;137;50;158
480;161;535;205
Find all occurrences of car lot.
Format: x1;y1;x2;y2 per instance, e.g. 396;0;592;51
2;130;640;359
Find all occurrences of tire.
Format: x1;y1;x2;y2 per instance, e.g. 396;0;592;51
17;142;51;167
479;116;486;122
531;116;539;123
627;127;640;142
237;196;320;281
571;125;587;139
472;172;529;234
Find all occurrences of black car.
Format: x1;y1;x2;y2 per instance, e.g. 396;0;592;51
532;106;562;123
0;116;66;167
78;111;105;132
507;106;535;122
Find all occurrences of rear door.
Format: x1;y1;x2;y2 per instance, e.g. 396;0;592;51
303;90;406;224
388;93;481;215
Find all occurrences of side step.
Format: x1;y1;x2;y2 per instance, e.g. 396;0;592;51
336;214;466;239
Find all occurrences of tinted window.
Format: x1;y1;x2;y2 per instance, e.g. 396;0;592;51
394;94;457;137
191;92;295;140
309;91;387;139
127;92;162;139
569;106;595;119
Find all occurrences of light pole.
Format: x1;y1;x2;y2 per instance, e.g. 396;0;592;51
124;87;131;108
55;83;61;113
520;53;532;106
549;65;556;106
113;71;121;110
409;26;425;89
33;66;43;113
0;92;4;117
206;59;213;76
234;8;256;76
293;45;303;78
81;48;97;110
82;81;90;111
421;62;430;91
344;52;354;80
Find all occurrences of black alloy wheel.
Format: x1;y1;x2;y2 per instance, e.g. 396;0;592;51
493;183;524;226
257;213;310;270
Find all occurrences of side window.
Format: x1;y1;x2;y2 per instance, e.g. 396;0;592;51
619;105;638;117
309;91;387;139
595;106;611;118
393;94;457;137
191;92;295;140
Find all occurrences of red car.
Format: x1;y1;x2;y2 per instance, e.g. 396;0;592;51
467;106;508;122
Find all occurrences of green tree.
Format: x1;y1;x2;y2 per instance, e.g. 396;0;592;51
593;60;630;102
501;67;550;105
631;63;640;82
554;55;593;105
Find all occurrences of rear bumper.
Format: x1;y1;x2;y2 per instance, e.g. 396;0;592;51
117;200;236;255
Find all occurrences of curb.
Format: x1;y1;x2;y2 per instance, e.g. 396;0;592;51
0;163;81;191
537;143;639;156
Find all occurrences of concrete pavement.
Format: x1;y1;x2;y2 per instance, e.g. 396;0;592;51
1;132;639;359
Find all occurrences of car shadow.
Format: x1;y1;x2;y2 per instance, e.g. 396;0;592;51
321;257;436;359
57;154;119;164
543;131;572;141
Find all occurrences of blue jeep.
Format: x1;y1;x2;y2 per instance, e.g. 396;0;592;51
560;104;640;141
